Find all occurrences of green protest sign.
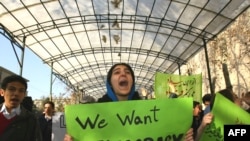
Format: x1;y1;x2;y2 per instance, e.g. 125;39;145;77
154;72;202;102
199;93;250;141
65;98;193;141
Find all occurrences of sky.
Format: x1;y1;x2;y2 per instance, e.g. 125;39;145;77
0;34;70;100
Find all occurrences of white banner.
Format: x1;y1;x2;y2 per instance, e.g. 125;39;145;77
52;112;66;141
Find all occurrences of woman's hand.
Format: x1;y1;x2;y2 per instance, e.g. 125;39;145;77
184;128;194;141
63;134;73;141
201;113;213;128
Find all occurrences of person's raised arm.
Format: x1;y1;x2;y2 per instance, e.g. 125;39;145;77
195;113;213;141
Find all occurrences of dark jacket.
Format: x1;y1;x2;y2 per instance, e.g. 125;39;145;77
191;116;202;139
98;91;141;102
0;104;42;141
38;114;52;141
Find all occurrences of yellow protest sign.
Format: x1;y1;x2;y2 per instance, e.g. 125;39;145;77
65;98;192;141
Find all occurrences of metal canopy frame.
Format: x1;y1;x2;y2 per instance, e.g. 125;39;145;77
0;0;249;99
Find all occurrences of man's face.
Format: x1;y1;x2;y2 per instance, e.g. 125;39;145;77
44;103;54;116
110;65;133;97
0;82;26;111
204;101;210;108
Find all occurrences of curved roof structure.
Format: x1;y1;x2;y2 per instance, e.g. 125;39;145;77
0;0;249;99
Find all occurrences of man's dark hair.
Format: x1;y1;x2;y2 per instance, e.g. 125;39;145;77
193;101;200;108
202;94;211;104
1;75;27;90
44;101;55;109
21;96;33;111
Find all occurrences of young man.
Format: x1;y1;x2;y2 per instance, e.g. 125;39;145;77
0;75;42;141
202;94;211;109
39;101;55;141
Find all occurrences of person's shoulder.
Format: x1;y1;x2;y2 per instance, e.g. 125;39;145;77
132;91;141;100
97;94;112;102
38;113;45;119
97;92;141;102
20;106;38;119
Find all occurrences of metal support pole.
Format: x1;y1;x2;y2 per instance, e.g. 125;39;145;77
19;36;26;76
177;63;181;75
50;62;53;101
203;39;214;95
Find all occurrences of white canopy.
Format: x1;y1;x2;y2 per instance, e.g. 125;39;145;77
0;0;249;99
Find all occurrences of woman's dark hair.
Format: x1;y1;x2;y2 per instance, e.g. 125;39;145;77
217;89;234;102
210;88;234;110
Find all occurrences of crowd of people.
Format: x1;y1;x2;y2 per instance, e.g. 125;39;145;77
0;63;249;141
